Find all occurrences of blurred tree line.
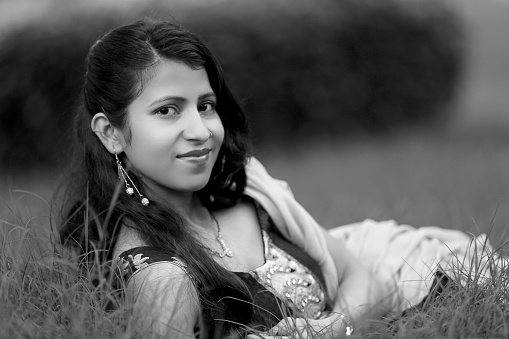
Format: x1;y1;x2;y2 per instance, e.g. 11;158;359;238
0;0;465;171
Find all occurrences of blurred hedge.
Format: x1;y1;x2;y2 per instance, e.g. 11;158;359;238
0;0;465;171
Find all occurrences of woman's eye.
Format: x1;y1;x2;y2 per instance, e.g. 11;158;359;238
198;102;215;113
156;106;178;117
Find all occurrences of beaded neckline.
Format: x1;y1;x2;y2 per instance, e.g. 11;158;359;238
249;230;326;319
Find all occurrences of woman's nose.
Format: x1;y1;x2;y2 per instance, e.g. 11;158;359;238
182;109;210;141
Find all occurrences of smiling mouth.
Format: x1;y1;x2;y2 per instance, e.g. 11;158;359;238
177;148;211;158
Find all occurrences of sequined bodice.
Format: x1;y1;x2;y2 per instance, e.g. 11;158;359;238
116;199;330;335
249;230;326;319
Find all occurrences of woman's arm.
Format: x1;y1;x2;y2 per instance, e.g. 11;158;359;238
323;226;391;334
126;263;200;338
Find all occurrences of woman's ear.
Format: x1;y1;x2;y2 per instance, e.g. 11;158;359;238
91;113;125;154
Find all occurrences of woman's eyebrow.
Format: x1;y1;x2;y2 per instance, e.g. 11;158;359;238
199;92;216;101
148;92;216;107
149;95;185;108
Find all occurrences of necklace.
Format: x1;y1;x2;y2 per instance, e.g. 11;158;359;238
208;212;233;258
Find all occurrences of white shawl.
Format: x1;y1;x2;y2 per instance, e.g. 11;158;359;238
244;157;496;311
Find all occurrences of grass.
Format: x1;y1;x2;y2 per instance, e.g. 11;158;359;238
1;130;509;338
1;196;509;339
0;192;136;339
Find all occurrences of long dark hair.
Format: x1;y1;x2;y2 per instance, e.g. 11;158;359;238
58;18;252;337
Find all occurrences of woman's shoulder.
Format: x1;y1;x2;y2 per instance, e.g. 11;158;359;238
116;245;189;286
113;225;191;285
118;251;199;337
112;225;147;258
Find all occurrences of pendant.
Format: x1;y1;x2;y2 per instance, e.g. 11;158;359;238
217;234;233;258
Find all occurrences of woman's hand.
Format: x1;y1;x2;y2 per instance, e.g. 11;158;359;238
247;314;349;339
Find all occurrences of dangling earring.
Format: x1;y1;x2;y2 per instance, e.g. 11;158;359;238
208;131;213;138
114;151;149;206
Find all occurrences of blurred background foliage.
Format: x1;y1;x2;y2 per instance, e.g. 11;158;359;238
0;0;465;172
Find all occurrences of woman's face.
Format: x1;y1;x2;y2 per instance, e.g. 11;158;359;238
121;60;224;198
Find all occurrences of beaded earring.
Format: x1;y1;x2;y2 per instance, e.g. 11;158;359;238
114;151;149;206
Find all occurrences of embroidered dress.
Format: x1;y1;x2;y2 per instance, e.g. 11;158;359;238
249;230;326;319
114;199;457;338
116;203;331;337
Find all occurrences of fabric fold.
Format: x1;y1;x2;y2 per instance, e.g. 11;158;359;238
244;157;339;300
244;157;495;311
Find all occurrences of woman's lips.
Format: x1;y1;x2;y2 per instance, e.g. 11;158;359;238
178;148;211;158
177;148;211;164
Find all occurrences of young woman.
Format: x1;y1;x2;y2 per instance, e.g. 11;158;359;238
59;18;487;338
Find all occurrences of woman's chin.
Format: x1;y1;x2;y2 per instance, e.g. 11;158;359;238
179;178;211;193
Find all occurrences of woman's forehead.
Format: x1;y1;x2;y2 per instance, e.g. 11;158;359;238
132;60;213;107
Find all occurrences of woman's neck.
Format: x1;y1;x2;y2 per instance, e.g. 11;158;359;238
155;190;212;230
